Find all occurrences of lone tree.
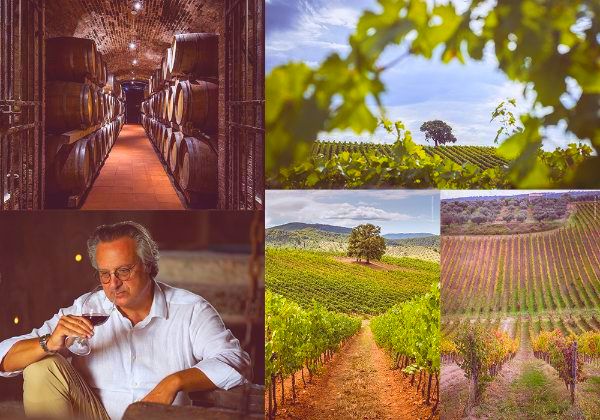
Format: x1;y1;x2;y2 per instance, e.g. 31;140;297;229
420;120;457;147
347;224;386;263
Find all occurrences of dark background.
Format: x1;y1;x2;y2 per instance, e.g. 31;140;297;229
124;85;145;124
0;211;264;399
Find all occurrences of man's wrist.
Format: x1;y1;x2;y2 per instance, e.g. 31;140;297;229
165;372;183;393
39;334;57;354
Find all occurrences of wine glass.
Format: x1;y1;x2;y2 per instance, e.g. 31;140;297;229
66;286;115;356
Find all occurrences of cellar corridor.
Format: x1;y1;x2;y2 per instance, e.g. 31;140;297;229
1;0;263;210
81;125;184;210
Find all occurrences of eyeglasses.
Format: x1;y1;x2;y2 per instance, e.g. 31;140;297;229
97;264;137;284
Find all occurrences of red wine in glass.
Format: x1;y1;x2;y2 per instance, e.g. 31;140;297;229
82;314;110;326
67;289;115;356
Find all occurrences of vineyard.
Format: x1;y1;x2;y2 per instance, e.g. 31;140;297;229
371;283;441;413
441;197;600;418
313;141;508;171
265;291;361;418
441;202;600;316
265;247;439;315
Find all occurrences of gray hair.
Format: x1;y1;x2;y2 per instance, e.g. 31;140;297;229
87;221;159;279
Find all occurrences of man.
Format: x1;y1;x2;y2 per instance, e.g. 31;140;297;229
0;221;250;419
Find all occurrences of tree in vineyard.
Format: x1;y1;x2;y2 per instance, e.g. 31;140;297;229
348;224;386;263
420;120;457;147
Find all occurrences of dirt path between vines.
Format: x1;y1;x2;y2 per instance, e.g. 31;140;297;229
273;323;436;419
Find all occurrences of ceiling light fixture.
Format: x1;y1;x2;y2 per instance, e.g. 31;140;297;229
132;59;138;65
129;42;136;50
133;1;142;11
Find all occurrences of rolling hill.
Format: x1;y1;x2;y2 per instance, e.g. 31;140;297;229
266;224;440;262
266;247;439;315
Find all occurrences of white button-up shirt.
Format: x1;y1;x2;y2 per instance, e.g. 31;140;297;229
0;281;250;419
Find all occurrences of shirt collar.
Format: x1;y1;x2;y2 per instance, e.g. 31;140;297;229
147;280;168;321
101;280;169;324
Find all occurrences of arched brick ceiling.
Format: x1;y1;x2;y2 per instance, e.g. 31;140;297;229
45;0;222;82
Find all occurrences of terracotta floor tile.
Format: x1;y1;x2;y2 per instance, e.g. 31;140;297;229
81;124;184;210
155;193;181;203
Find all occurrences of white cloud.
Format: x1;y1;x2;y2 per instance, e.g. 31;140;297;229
266;190;417;229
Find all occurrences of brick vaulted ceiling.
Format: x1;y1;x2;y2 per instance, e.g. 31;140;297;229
45;0;222;82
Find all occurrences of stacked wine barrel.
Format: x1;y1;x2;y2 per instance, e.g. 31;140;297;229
45;36;125;203
141;33;219;207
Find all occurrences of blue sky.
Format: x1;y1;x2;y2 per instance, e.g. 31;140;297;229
266;0;578;149
266;190;440;234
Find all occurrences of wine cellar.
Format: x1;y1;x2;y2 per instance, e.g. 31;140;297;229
0;0;264;210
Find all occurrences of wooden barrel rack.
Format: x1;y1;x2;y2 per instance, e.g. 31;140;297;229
45;36;126;208
141;32;219;209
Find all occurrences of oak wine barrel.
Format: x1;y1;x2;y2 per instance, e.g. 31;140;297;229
166;85;177;123
165;47;173;79
154;123;165;150
89;130;102;170
174;80;217;132
52;137;93;194
154;69;162;92
169;33;218;77
178;137;217;193
46;37;97;83
114;82;122;98
46;81;95;133
163;87;171;122
162;89;169;121
152;120;159;144
102;126;110;154
96;91;105;123
161;54;172;82
96;51;107;86
104;73;115;94
162;127;173;161
167;130;185;175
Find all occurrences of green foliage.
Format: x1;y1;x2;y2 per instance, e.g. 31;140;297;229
532;329;585;389
455;323;518;402
266;0;600;188
490;98;521;144
348;223;386;262
420;120;457;147
313;141;508;170
273;121;515;189
265;247;438;315
265;291;361;387
270;118;592;188
371;282;441;374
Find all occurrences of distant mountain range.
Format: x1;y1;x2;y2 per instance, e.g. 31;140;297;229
443;191;598;202
269;223;434;239
270;222;352;234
